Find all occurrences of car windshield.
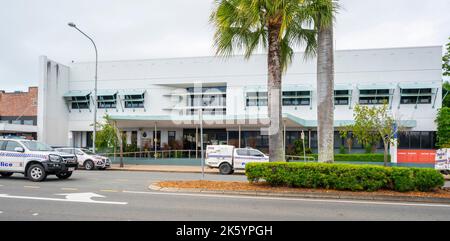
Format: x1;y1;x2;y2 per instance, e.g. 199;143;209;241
22;141;54;151
82;149;95;155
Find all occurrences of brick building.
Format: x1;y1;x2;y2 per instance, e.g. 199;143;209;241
0;87;38;139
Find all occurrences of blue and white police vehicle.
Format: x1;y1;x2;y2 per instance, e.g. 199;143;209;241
205;145;269;175
0;139;78;182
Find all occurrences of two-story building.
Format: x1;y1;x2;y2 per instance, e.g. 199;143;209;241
37;46;443;156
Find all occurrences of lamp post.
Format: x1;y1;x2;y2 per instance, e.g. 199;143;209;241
68;22;98;153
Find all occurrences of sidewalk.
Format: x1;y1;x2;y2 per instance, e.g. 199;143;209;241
109;164;245;174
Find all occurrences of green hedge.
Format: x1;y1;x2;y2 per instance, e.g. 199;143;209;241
306;154;390;162
245;162;444;192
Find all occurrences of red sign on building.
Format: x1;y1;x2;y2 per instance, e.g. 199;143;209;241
397;149;436;164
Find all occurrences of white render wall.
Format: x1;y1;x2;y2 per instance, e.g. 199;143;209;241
39;46;443;146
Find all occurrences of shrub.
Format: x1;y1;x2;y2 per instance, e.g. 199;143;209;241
306;154;390;162
246;162;444;192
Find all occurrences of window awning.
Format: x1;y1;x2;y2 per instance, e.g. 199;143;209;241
334;84;353;91
96;90;118;96
244;86;267;92
398;82;441;90
119;89;146;96
245;85;313;92
282;85;313;92
358;83;397;90
63;90;91;98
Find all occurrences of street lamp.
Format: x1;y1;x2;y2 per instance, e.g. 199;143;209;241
68;22;98;153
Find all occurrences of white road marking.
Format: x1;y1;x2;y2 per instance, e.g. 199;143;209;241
24;186;40;189
0;211;3;214
100;189;119;193
32;213;39;216
0;192;127;205
122;190;450;208
61;188;78;191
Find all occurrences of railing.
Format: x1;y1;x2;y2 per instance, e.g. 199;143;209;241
98;150;206;161
98;150;316;163
285;155;316;162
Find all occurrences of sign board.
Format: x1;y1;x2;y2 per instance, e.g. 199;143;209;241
435;149;450;171
397;149;436;164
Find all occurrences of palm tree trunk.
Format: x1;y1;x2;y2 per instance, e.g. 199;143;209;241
317;18;335;163
267;23;284;162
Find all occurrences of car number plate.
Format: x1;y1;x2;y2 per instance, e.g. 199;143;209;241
68;167;75;171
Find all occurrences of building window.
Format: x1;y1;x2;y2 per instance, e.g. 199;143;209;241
400;88;432;105
246;92;268;107
334;90;350;105
282;91;311;106
23;120;34;125
11;120;21;125
71;96;90;109
359;89;391;105
188;108;226;116
124;94;145;108
98;94;117;109
398;131;436;150
168;131;176;143
185;86;227;115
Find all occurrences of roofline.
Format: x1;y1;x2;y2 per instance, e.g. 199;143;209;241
70;45;443;65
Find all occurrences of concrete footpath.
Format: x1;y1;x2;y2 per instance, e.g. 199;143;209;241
109;164;245;174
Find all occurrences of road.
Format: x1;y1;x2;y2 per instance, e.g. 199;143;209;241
0;170;450;221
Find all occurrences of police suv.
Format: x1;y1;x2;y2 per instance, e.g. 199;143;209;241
0;139;78;182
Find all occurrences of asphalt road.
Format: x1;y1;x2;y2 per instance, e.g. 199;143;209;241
0;170;450;221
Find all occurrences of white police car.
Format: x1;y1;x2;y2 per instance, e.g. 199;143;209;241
0;139;78;182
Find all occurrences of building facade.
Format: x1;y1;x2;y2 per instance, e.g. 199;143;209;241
38;46;443;154
0;87;38;139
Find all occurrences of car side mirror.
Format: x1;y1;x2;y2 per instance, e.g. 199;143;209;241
14;147;25;153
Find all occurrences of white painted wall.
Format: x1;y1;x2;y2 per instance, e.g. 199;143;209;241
38;46;443;146
37;56;70;146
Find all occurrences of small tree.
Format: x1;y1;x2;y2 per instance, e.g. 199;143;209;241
443;37;450;77
443;37;450;107
341;103;397;166
436;107;450;148
339;125;353;153
95;115;119;152
95;115;124;167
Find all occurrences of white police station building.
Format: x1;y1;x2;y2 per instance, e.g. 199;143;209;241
37;46;443;156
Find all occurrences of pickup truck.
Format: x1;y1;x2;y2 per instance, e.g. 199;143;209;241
205;145;269;175
0;139;78;182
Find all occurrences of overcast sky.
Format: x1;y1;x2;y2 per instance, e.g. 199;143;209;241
0;0;449;91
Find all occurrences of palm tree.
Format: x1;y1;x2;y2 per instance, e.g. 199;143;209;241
307;0;337;163
210;0;317;162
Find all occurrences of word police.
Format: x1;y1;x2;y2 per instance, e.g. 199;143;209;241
176;225;272;238
0;162;13;167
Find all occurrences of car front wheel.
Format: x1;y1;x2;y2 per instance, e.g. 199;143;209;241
84;160;95;170
27;164;47;182
56;172;72;180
